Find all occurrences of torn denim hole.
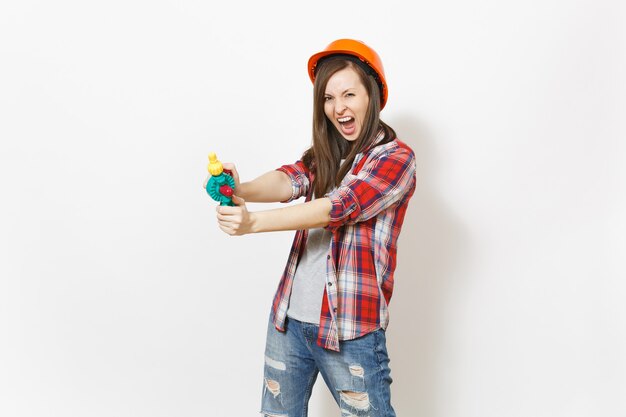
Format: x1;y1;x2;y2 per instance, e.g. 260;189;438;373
349;364;365;378
264;378;281;398
265;355;286;371
340;391;370;410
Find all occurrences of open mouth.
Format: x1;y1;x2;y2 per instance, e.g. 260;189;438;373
337;116;357;136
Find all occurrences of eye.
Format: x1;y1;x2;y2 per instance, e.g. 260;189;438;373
324;96;333;102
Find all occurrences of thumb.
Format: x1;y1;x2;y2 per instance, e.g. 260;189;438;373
231;194;246;206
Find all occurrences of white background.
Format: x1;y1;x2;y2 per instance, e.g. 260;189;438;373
1;1;624;416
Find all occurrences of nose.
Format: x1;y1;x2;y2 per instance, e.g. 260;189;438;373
334;98;347;115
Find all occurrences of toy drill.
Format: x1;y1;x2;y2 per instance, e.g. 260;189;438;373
205;152;235;206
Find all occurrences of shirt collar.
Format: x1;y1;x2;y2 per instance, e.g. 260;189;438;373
358;128;388;156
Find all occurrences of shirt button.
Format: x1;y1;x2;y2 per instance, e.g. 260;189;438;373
326;255;330;260
328;282;332;286
333;308;337;312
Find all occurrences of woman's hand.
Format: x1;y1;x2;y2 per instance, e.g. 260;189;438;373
203;162;240;191
216;195;255;236
221;162;240;188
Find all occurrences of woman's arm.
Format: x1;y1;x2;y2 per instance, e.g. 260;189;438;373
234;169;293;203
206;160;309;204
216;196;331;236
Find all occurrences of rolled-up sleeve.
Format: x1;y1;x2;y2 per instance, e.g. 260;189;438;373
276;160;312;203
325;146;416;230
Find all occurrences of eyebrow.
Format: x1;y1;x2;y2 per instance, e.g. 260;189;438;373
325;88;356;96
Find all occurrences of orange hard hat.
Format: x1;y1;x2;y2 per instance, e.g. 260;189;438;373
307;39;388;109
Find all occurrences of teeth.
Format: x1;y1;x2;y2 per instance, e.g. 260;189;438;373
338;117;352;123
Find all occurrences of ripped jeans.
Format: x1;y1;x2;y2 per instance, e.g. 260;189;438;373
261;317;396;417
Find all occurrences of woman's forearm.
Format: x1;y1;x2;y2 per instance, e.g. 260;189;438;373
250;198;331;233
237;170;293;203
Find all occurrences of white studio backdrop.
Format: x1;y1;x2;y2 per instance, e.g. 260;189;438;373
1;1;624;416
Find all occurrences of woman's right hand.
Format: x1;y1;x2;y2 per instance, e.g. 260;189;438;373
203;162;240;191
221;162;240;188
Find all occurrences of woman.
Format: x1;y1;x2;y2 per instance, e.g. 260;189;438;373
214;39;416;417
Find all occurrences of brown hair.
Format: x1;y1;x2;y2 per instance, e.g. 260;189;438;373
302;57;396;197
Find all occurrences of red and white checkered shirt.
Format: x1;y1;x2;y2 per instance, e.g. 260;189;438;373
271;133;417;351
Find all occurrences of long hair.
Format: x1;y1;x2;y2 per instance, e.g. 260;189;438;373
302;57;396;197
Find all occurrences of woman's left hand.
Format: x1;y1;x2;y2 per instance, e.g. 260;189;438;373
215;195;254;236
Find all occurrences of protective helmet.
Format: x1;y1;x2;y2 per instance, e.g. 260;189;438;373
307;38;388;109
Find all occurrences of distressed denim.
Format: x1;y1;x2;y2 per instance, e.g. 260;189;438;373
261;317;396;417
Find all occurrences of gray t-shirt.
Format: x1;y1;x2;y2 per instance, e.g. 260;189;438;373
287;226;332;324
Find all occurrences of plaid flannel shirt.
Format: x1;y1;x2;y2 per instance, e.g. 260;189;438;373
271;133;417;351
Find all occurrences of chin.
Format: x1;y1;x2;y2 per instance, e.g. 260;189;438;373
340;132;359;142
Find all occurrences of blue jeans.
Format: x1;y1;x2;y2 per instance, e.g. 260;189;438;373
261;317;396;417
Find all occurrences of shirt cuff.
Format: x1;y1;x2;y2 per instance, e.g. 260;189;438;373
275;167;308;203
325;186;359;230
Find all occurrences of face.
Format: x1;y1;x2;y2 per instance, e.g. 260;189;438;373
323;66;370;142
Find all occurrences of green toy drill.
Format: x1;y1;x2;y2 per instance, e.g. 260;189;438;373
205;152;235;206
